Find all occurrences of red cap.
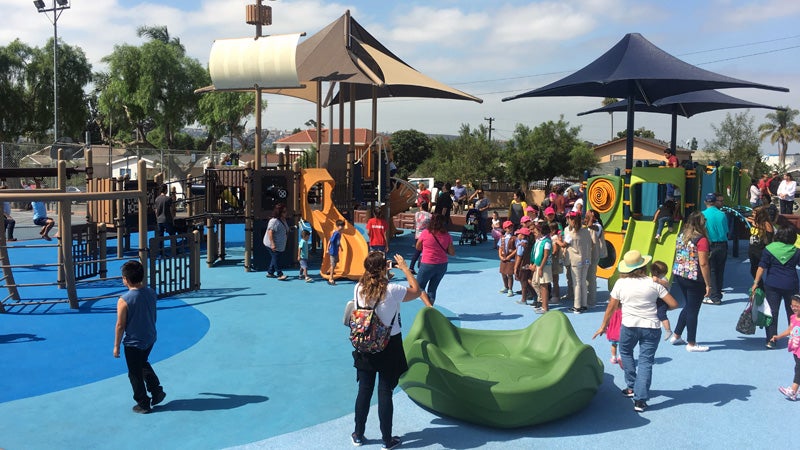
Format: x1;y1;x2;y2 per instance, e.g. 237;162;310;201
503;220;514;228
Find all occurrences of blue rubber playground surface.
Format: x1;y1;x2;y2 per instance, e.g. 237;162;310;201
0;224;793;449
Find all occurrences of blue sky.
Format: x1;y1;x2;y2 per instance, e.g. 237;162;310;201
3;0;800;152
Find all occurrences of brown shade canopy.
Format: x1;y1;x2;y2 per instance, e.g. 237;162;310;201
262;12;482;104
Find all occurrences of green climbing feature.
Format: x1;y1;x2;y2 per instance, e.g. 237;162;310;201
400;308;604;428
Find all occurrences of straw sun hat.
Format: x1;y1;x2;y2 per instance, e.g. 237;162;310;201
617;250;652;274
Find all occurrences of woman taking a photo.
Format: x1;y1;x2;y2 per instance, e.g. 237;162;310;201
351;252;432;449
670;212;713;352
594;250;678;413
752;225;800;348
415;213;455;304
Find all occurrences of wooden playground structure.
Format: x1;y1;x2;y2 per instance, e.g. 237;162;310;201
0;155;201;313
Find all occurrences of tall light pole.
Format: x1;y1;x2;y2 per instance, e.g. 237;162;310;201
34;0;70;144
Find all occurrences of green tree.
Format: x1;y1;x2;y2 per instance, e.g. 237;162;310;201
98;25;209;149
415;124;503;186
0;40;32;142
758;107;800;169
0;38;91;143
706;111;762;174
388;129;433;179
196;91;258;152
505;116;598;189
38;38;93;141
616;126;656;139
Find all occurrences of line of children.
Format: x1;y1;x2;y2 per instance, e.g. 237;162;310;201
498;220;516;297
529;222;552;314
513;227;532;305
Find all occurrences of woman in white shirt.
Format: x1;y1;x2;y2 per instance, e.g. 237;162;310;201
776;173;797;215
351;252;432;448
749;180;761;209
593;250;678;413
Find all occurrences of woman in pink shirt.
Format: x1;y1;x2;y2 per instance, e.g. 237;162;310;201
415;213;455;304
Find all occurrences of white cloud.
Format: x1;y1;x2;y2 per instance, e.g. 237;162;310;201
386;7;487;44
719;0;800;24
489;2;596;44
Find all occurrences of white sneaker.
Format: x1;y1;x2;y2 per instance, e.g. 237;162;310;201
499;288;508;294
686;344;709;352
670;335;687;345
663;330;674;341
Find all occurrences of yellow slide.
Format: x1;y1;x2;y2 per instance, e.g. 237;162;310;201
607;219;682;290
300;169;369;281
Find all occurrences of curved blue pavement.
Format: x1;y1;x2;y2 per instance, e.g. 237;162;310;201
0;226;793;448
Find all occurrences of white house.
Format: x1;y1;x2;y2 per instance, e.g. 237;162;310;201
111;156;157;179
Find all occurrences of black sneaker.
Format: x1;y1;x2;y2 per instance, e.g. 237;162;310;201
634;400;647;412
382;437;401;450
151;390;166;406
621;388;634;398
265;273;277;278
351;432;364;447
569;307;583;314
132;404;151;414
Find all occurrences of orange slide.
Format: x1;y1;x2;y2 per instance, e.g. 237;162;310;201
300;169;369;281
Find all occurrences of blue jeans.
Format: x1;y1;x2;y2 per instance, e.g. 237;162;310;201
416;262;448;304
674;276;705;344
655;216;672;236
267;248;283;276
619;325;660;401
354;368;396;444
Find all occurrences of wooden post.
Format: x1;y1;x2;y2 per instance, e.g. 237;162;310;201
59;160;78;308
138;160;148;275
57;149;65;289
116;177;125;258
255;87;262;170
0;214;19;306
98;222;107;279
192;229;201;290
244;164;253;271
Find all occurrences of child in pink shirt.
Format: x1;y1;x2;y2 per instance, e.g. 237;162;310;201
771;294;800;400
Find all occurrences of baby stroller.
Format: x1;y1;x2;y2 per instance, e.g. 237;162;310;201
459;208;480;245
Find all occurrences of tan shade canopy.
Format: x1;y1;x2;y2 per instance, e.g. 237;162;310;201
204;33;303;91
262;12;482;104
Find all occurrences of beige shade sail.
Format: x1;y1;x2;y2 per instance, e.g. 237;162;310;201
207;33;303;90
261;13;482;104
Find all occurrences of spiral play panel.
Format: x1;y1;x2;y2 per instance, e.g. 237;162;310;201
588;178;617;213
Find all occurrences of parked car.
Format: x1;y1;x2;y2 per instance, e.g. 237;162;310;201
66;186;85;204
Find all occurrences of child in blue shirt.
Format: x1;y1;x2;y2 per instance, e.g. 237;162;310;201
328;220;344;285
298;229;312;282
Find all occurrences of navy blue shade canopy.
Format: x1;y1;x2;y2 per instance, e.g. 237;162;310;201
577;89;783;118
502;33;789;170
577;89;784;151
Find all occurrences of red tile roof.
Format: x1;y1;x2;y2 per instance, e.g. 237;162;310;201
275;128;374;145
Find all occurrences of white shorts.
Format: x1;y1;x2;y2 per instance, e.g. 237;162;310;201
534;264;553;284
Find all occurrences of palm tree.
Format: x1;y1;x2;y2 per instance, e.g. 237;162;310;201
602;97;619;141
758;107;800;168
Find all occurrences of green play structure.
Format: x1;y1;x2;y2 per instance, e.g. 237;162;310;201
399;308;604;428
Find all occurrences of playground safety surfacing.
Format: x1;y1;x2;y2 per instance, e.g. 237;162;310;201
0;225;793;449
